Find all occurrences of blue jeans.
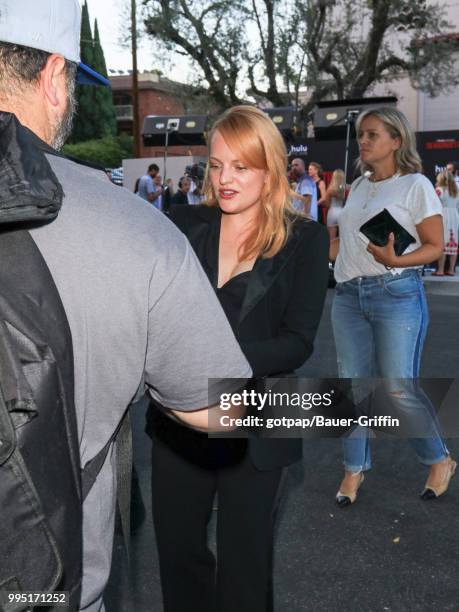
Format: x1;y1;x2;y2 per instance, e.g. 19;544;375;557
331;269;448;472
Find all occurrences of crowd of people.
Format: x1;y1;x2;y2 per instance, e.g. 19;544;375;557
134;162;205;211
135;154;459;282
0;2;457;612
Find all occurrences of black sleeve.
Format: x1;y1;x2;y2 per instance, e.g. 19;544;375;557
241;224;329;377
169;203;194;231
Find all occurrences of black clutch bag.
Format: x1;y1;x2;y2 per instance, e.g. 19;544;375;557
359;208;416;257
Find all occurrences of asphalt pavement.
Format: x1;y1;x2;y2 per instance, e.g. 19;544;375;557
105;288;459;612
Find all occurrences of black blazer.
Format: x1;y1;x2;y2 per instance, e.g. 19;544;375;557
170;205;329;470
170;190;189;206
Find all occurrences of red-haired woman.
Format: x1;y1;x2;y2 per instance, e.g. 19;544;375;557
147;106;329;612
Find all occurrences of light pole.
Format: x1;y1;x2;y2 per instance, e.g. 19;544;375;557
131;0;140;158
344;110;359;189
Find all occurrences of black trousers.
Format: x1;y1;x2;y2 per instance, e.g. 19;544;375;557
150;431;285;612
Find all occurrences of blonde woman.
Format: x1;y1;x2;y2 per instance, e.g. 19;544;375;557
324;168;346;240
330;107;454;507
147;106;329;612
433;170;459;276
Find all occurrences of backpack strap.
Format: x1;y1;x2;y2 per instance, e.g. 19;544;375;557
81;423;120;502
115;411;132;561
81;410;132;560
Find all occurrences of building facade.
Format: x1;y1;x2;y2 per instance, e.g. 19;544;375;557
110;71;206;158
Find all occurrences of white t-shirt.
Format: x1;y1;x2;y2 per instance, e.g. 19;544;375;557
334;173;443;282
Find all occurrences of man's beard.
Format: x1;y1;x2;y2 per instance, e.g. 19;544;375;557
51;77;77;150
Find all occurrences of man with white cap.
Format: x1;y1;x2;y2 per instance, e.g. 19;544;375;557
0;1;251;610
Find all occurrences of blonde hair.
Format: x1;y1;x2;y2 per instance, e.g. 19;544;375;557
328;169;345;201
437;170;458;198
356;107;422;175
203;105;298;260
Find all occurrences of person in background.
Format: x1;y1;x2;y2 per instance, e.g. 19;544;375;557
147;105;329;612
291;157;317;219
153;175;174;213
330;107;454;507
137;163;162;206
324;169;346;241
446;161;459;188
152;174;163;211
185;163;206;205
308;161;327;203
187;178;202;205
162;178;174;214
432;170;459;276
170;176;191;206
308;161;327;224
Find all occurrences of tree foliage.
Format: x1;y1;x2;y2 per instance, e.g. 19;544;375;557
280;0;459;113
92;20;117;138
143;0;249;107
63;135;133;168
141;0;458;113
71;1;95;142
70;1;117;143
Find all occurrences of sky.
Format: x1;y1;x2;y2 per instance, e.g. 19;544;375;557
80;0;190;81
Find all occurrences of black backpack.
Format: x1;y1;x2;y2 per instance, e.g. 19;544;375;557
0;229;82;611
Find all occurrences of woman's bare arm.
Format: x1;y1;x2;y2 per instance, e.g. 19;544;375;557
329;237;340;261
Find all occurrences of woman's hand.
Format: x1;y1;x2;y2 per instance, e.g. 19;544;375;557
367;233;399;267
367;216;443;269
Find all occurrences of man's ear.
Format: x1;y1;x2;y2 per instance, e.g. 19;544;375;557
40;54;67;109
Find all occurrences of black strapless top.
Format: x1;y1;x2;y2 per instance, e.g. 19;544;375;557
216;271;251;335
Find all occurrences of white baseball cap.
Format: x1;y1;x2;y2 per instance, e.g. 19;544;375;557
0;0;109;86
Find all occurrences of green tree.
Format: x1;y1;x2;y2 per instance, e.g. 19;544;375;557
278;0;459;114
142;0;458;114
71;0;95;142
70;3;117;143
143;0;248;108
63;136;133;168
92;19;117;138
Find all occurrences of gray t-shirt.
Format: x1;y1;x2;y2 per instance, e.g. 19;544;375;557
30;155;251;609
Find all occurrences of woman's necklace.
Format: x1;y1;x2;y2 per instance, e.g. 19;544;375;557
363;171;400;209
